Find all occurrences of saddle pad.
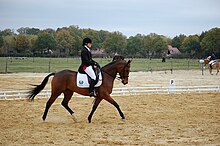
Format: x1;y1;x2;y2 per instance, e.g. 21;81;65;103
76;72;102;88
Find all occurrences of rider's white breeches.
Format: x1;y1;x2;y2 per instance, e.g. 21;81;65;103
209;60;216;65
84;66;96;80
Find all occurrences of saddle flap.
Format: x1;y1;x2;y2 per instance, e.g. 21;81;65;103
210;60;217;66
77;72;102;88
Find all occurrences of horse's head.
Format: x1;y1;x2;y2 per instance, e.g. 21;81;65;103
102;59;131;85
117;60;131;85
204;57;211;65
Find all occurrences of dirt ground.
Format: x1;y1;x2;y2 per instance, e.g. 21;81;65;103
0;70;220;145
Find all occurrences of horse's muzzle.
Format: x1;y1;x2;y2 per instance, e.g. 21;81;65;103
122;80;128;85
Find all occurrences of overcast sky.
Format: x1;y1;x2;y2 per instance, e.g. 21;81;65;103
0;0;220;38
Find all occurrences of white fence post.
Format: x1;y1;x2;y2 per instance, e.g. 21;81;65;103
0;86;220;100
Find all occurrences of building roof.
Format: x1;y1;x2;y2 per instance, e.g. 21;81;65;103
91;48;107;56
168;45;181;54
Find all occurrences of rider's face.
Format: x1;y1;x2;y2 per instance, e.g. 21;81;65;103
86;43;92;48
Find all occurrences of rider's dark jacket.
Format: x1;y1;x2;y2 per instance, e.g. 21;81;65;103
78;46;97;73
210;53;216;60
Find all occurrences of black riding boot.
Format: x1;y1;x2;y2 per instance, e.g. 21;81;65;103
89;79;97;97
210;64;212;69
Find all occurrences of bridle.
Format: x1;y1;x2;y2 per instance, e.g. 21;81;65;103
118;62;130;81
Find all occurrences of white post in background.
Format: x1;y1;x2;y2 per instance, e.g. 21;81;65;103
199;59;204;75
169;79;176;93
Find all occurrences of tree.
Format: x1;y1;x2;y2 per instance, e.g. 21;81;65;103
81;28;101;48
0;35;4;54
27;28;40;35
201;27;220;57
28;35;38;55
2;36;16;54
171;34;186;49
181;35;201;58
17;27;27;35
55;29;75;56
17;27;41;35
152;35;168;56
0;29;15;36
0;35;3;48
142;34;168;58
44;28;55;34
103;31;127;55
16;35;30;53
143;35;153;58
34;32;56;54
98;30;109;44
199;31;206;42
127;34;144;57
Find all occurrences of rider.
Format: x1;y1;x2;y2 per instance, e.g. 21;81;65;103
208;51;217;69
78;38;99;97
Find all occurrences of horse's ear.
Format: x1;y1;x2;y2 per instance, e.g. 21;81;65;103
128;60;132;64
112;55;125;61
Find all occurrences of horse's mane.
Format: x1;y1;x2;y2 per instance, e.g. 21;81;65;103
102;60;126;69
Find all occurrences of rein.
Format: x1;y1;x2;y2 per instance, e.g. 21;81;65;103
101;68;122;81
100;61;130;81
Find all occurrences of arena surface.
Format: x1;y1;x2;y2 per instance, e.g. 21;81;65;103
0;70;219;145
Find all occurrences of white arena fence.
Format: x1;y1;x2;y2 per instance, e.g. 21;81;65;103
0;85;220;100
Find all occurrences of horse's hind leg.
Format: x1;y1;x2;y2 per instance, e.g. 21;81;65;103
61;89;77;122
42;92;60;121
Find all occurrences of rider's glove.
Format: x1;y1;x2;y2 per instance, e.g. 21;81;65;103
94;62;100;68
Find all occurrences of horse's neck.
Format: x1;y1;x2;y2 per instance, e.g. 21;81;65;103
204;59;210;64
102;61;123;78
102;64;117;78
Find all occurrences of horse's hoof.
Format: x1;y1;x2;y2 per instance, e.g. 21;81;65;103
88;119;92;123
121;115;125;120
71;113;77;122
42;117;46;121
88;115;92;123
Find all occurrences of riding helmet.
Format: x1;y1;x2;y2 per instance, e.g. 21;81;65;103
83;38;92;46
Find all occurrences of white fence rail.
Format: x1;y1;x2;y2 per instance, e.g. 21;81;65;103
0;85;220;100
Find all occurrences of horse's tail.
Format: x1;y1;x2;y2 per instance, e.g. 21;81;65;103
27;72;55;101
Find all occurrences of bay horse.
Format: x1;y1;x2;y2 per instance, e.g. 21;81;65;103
204;58;220;75
28;59;131;123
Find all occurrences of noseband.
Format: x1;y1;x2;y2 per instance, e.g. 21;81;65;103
118;62;129;81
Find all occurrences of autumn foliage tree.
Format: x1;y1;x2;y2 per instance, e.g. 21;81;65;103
201;27;220;57
0;26;219;58
16;35;30;53
34;32;56;55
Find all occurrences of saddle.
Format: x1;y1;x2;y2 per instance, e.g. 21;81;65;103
76;67;102;88
211;60;217;65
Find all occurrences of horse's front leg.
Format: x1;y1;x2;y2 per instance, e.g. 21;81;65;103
209;68;213;75
88;97;102;123
104;94;125;120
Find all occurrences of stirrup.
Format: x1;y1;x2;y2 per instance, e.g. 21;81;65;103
89;91;97;97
